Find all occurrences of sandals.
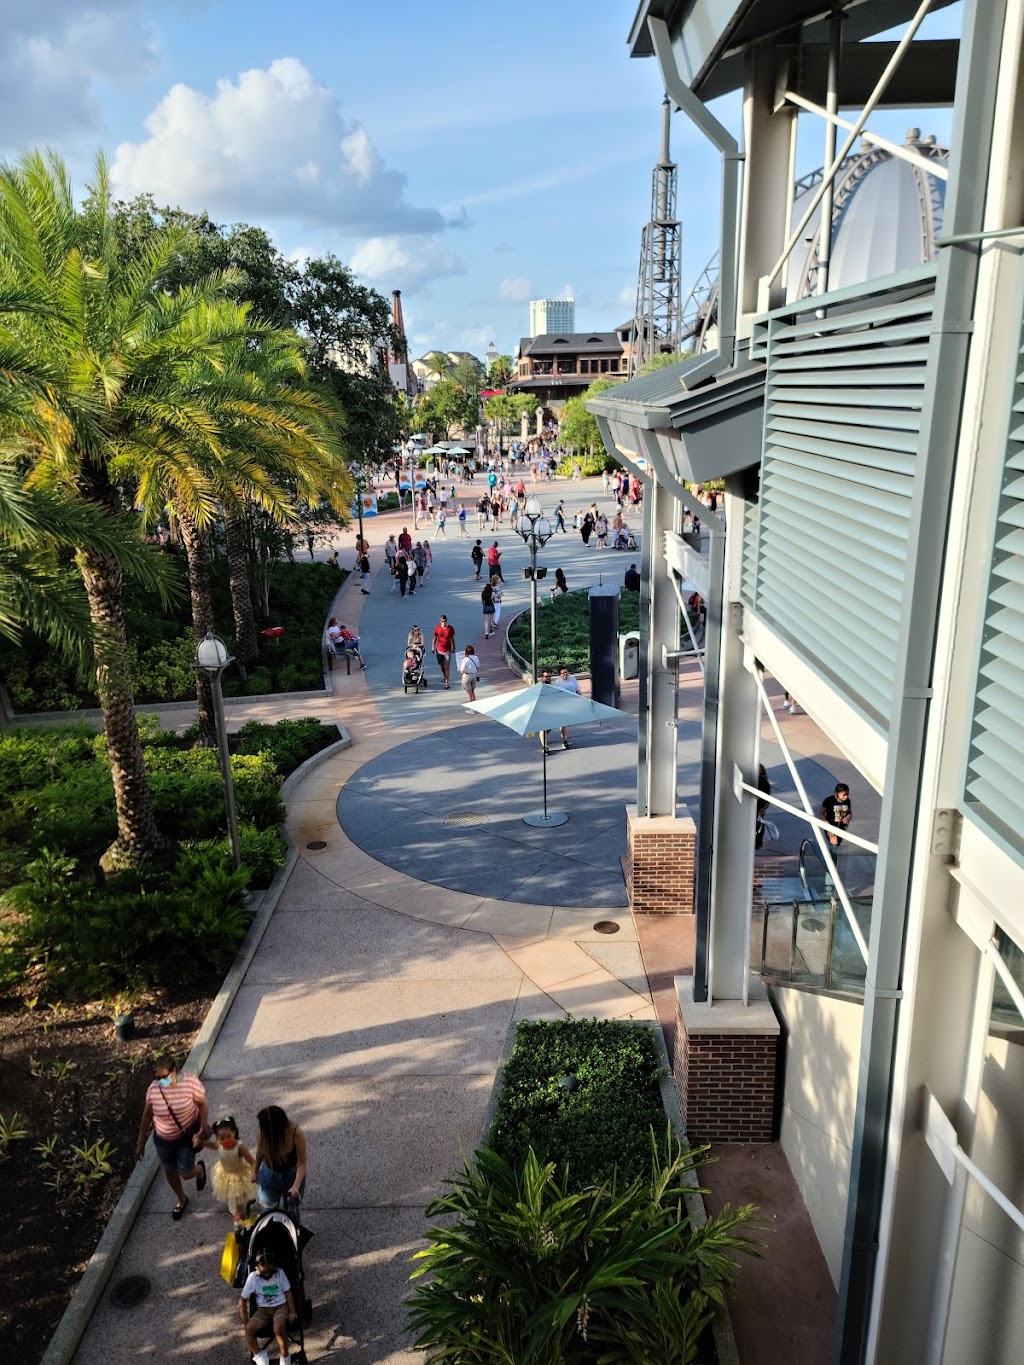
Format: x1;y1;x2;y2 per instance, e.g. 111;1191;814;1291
172;1198;189;1221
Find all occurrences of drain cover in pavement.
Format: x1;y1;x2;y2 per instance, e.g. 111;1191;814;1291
443;811;488;828
110;1275;151;1309
306;840;328;850
593;921;621;934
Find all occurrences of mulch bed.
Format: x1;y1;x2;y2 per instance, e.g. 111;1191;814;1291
0;979;220;1363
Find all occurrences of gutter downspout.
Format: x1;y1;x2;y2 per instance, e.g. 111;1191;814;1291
648;16;741;373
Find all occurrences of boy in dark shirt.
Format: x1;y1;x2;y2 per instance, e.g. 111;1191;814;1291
819;784;852;858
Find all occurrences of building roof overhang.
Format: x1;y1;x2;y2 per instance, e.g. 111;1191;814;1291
585;352;765;488
628;0;961;100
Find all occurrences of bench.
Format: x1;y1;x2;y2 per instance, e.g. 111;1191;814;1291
323;630;356;675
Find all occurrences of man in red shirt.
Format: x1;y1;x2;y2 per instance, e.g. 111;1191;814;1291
486;542;503;581
398;526;413;555
432;614;456;688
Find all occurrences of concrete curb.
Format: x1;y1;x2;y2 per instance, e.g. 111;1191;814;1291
12;689;332;730
39;730;352;1365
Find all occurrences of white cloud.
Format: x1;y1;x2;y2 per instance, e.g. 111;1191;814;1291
0;2;161;148
461;326;494;351
349;234;464;293
558;284;576;301
499;276;532;304
112;58;445;235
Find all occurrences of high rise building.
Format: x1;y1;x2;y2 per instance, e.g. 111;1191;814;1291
529;298;575;337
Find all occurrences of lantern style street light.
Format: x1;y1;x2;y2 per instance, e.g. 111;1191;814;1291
193;631;242;876
515;495;553;682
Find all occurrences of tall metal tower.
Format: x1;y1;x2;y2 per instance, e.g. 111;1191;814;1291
628;98;683;377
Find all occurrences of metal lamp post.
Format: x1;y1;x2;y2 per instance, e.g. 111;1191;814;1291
351;461;365;552
516;495;552;683
193;631;242;876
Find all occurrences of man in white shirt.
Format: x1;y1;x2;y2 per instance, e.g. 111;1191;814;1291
553;665;581;749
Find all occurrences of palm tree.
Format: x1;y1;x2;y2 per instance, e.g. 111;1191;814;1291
0;452;173;658
424;350;452;386
130;323;348;739
0;151;256;867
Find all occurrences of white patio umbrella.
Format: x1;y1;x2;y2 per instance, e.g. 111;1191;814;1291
463;682;629;826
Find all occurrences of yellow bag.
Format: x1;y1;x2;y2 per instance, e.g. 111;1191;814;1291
220;1229;241;1285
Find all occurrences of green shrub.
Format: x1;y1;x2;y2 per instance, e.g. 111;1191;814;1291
244;667;273;696
234;717;340;776
407;1136;757;1364
490;1019;666;1188
0;725;99;795
0;845;249;997
237;824;287;886
0;560;341;712
556;451;618;476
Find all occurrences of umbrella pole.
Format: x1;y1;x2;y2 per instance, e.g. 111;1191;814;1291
542;741;549;818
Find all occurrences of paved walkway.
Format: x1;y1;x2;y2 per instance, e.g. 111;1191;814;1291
69;473;868;1363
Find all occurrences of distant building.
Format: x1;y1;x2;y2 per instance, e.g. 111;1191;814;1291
410;350;482;390
509;331;628;411
485;341;499;374
529;298;575;337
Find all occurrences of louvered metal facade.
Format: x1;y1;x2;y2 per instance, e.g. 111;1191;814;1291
964;302;1024;854
746;268;937;731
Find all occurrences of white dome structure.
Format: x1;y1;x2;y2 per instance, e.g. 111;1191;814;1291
684;129;948;349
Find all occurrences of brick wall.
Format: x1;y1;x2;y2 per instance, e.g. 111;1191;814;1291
626;805;697;915
673;990;779;1142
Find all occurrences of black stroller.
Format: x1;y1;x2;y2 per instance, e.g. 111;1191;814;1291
403;644;427;693
236;1203;313;1362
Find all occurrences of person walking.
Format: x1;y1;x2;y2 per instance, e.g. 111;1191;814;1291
481;578;496;637
359;550;371;593
398;526;412;556
471;539;484;579
432;614;456;689
755;763;771;849
384;534;397;576
819;783;853;866
458;643;480;701
486;541;503;581
554;500;567;533
490;574;503;626
395;554;410;597
413;541;427;589
457;503;468;538
580;511;594;547
254;1105;307;1211
135;1055;210;1220
553;664;581;749
433;506;447;539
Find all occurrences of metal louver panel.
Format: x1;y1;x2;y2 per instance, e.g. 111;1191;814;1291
751;277;936;730
741;495;759;606
966;354;1024;852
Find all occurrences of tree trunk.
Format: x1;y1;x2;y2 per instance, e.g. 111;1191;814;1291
76;544;166;869
223;501;259;664
176;505;217;747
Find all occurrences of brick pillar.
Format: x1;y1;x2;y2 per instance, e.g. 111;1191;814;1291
625;803;696;914
673;977;780;1142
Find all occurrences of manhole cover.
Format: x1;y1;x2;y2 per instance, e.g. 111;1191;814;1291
306;840;328;850
803;917;826;933
442;811;488;828
110;1275;151;1310
593;921;621;934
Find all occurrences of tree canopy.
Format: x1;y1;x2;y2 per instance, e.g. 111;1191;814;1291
559;378;622;451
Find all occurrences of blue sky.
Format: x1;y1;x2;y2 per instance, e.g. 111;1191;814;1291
0;1;960;360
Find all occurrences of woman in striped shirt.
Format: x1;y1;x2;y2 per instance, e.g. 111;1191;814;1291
136;1056;211;1219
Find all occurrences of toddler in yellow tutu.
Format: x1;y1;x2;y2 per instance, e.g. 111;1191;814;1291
205;1116;257;1223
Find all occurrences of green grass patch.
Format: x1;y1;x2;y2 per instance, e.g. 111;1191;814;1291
507;589;642;674
489;1018;666;1187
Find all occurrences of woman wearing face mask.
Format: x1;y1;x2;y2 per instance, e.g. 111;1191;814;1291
135;1055;211;1219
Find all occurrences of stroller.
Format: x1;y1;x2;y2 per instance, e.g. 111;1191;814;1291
236;1201;313;1362
403;645;427;693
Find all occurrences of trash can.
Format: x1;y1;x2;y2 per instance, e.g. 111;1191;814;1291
619;631;640;681
589;585;620;707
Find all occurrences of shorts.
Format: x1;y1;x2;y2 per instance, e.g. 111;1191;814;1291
152;1123;200;1173
248;1304;288;1334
